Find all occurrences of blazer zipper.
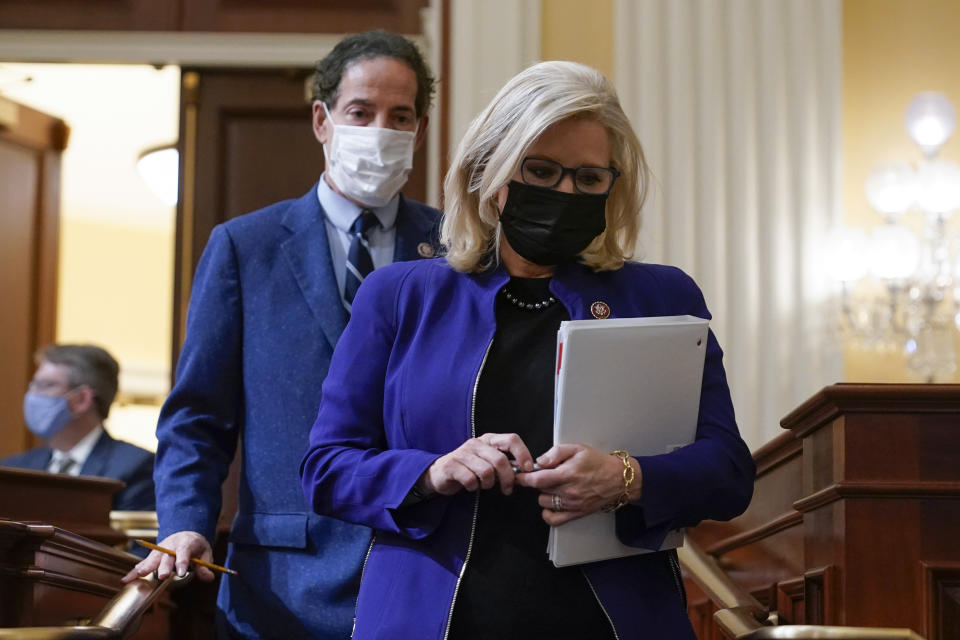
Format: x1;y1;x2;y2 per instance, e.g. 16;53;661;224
582;570;621;640
350;533;377;638
442;338;494;640
668;549;688;610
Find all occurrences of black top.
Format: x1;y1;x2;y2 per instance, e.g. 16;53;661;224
448;277;614;640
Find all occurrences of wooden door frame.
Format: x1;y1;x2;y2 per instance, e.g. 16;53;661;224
0;98;67;457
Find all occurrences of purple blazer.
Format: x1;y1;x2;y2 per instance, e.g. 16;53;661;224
301;257;755;639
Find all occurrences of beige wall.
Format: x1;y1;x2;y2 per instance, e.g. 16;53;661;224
57;218;174;393
842;0;960;382
540;0;613;77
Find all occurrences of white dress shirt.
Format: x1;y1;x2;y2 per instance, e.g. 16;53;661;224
47;424;103;476
317;174;399;307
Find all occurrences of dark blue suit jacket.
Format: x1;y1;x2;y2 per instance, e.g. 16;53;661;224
1;429;156;511
154;185;441;639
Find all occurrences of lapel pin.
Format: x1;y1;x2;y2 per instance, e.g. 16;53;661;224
417;242;435;258
590;301;611;319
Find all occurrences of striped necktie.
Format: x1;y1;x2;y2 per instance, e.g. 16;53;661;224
344;209;380;311
50;454;77;475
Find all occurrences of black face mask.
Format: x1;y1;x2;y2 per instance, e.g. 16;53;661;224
499;180;608;266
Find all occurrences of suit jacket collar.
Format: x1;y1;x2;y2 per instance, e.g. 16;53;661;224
281;187;346;349
394;194;437;262
281;185;435;349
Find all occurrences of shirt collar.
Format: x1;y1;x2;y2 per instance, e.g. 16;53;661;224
316;173;399;232
52;424;104;470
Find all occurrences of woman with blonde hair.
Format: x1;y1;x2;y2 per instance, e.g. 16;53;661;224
301;60;754;639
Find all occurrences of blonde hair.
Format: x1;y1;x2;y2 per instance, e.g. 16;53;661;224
441;60;649;273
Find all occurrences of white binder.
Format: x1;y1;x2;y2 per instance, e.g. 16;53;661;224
548;315;708;567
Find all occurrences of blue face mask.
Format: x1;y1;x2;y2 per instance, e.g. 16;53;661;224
23;392;75;439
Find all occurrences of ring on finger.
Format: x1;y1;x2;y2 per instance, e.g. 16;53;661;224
552;494;564;512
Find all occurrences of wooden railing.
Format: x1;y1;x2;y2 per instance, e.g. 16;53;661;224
0;572;190;640
683;384;960;640
678;538;926;640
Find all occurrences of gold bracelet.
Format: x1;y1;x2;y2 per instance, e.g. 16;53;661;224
601;450;635;512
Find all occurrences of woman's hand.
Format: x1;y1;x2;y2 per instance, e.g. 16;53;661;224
515;444;642;525
422;433;535;497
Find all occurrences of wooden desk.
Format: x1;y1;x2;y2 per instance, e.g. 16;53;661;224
686;384;960;640
0;467;124;545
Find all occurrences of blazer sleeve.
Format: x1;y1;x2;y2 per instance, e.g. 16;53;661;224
300;265;445;539
154;225;243;542
616;268;756;549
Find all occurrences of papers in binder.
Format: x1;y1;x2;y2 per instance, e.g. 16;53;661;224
547;315;708;567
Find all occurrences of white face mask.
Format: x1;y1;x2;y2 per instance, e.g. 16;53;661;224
322;103;416;208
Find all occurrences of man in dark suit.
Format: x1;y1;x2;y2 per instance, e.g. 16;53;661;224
1;343;155;512
126;31;441;639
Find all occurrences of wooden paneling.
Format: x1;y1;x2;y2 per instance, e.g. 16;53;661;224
181;0;428;34
922;563;960;640
687;384;960;638
802;565;837;626
221;110;323;222
790;385;960;632
35;151;60;377
0;0;178;30
0;99;63;459
775;577;804;625
0;0;427;33
0;143;39;456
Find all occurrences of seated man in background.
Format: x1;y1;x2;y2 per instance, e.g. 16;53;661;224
1;343;155;511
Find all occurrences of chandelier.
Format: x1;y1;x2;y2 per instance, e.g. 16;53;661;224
827;92;960;382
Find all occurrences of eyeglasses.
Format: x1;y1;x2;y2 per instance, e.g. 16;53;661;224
27;379;83;396
28;379;69;393
520;157;621;195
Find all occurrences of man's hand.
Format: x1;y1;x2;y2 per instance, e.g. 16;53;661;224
121;531;216;583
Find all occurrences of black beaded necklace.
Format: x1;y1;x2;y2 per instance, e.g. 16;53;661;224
500;286;558;311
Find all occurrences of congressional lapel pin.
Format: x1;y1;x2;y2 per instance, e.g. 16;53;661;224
590;301;611;319
417;242;435;258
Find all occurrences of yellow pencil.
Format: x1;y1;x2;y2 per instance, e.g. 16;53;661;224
135;539;239;576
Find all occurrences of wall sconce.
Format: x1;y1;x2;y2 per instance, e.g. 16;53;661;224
136;143;179;206
828;92;960;382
